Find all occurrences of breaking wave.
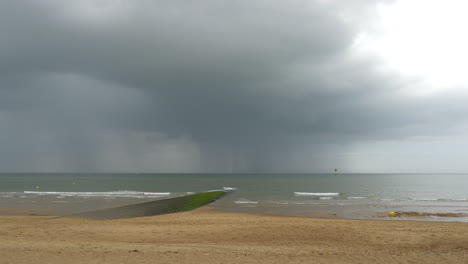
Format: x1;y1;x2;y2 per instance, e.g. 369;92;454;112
22;191;171;198
294;192;340;196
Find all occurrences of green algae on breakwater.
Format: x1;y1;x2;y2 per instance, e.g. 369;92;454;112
57;191;228;220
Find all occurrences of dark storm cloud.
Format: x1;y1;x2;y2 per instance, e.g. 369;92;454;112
0;0;465;172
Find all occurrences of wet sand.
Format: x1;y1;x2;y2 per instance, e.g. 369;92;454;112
1;208;467;264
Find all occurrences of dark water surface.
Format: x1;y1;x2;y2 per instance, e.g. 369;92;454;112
1;173;467;221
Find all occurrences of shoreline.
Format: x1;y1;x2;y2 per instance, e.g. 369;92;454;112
2;203;468;223
209;205;468;223
1;207;467;263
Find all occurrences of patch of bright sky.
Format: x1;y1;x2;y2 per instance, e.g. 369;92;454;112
353;0;468;95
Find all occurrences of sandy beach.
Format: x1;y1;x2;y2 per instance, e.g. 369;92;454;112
1;208;467;264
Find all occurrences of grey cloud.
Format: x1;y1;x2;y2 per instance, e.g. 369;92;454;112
0;0;466;172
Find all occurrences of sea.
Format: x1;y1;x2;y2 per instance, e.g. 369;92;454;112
1;173;467;222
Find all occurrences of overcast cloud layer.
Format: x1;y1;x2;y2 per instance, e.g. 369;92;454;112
1;0;468;173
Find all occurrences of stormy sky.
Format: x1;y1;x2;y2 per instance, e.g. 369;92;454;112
1;0;468;173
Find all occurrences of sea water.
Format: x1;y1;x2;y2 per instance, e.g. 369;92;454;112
1;173;467;222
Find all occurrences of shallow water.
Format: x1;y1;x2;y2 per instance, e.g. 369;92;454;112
1;173;467;221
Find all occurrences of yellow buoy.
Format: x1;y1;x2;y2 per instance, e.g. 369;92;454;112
365;188;369;191
36;186;39;189
388;211;395;217
370;193;374;198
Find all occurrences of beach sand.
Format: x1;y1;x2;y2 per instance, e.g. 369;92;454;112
1;208;467;264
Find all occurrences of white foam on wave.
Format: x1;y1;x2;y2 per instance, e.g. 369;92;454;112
320;197;333;200
427;198;468;202
142;192;171;196
414;198;438;201
0;192;16;198
294;192;340;196
208;187;238;192
234;199;258;204
269;201;321;205
436;198;468;202
348;197;366;199
23;191;170;198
